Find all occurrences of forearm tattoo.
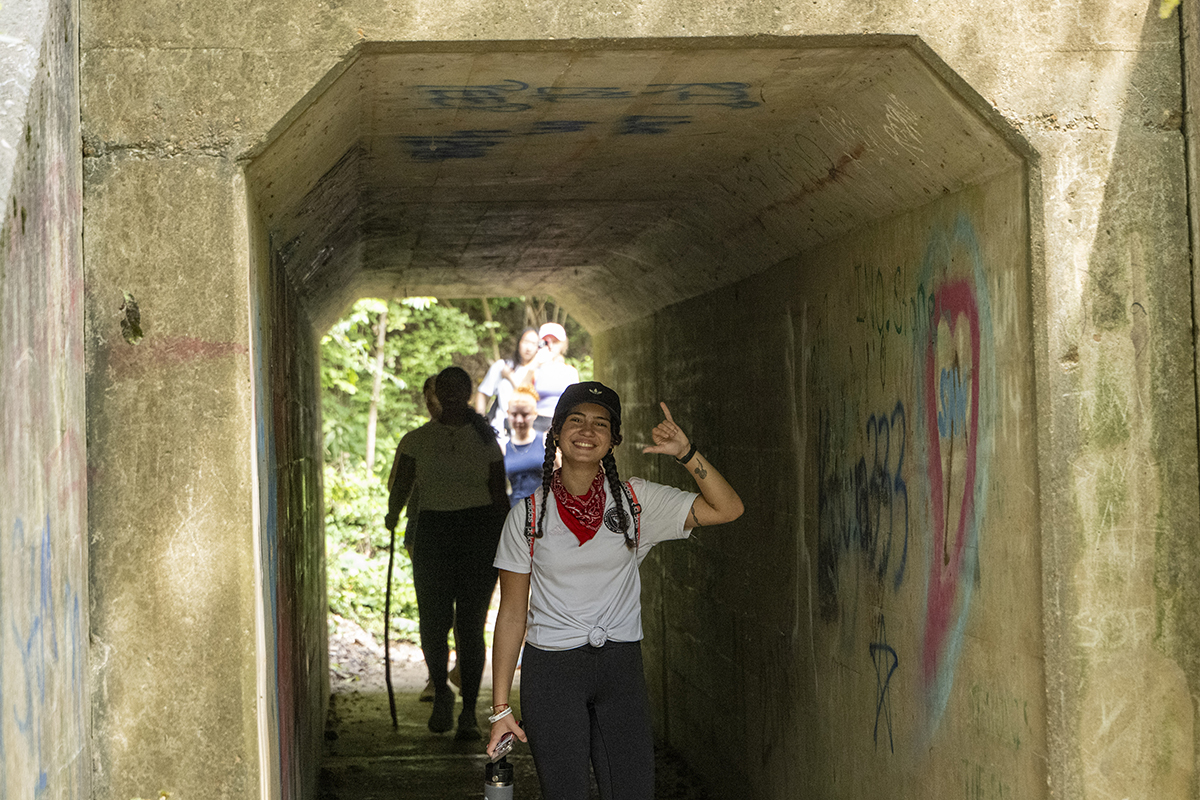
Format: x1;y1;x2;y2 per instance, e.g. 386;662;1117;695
692;461;708;480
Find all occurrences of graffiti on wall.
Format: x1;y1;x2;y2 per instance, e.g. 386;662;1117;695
870;613;898;753
815;212;996;744
250;254;283;798
5;514;86;799
397;79;760;160
414;79;761;111
1;21;88;793
915;216;994;729
816;400;911;624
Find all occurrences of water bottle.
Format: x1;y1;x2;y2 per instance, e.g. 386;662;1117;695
484;757;514;799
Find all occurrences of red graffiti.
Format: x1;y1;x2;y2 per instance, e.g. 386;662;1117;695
43;430;87;507
108;335;248;377
921;279;981;687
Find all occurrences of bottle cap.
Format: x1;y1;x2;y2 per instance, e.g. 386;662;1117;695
486;758;514;785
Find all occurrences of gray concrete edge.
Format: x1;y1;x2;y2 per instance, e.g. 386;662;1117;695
0;0;55;208
1180;5;1200;791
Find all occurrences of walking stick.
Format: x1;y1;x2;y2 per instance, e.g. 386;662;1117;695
384;524;398;729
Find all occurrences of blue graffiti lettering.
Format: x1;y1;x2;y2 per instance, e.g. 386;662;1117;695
870;614;898;753
10;516;52;793
869;404;910;592
643;82;760;108
617;115;692;135
528;120;595;135
397;130;513;160
535;86;635;102
416;80;531;112
6;513;85;797
416;80;761;112
817;401;910;621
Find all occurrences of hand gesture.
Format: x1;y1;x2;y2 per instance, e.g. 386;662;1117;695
529;343;553;369
642;402;690;460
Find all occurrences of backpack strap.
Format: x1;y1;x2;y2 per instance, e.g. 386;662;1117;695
620;480;642;548
523;492;537;561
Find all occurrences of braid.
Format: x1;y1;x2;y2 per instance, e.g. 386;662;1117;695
602;452;634;550
467;408;496;444
535;431;557;539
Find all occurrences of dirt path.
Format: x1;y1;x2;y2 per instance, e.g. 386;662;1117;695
323;615;712;799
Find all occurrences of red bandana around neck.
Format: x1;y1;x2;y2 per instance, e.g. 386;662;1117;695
551;469;607;546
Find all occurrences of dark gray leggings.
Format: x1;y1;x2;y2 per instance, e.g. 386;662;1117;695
521;641;654;800
411;506;502;709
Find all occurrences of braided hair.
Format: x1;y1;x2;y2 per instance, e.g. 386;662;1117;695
535;432;557;540
537;415;633;550
601;450;634;549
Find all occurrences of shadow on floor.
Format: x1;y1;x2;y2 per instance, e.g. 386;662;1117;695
318;687;712;799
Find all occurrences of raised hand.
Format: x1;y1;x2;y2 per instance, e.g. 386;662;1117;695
642;402;690;459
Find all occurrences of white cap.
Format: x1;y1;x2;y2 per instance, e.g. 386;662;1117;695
538;322;567;342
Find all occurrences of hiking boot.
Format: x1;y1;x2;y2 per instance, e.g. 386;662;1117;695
455;709;481;741
428;691;455;733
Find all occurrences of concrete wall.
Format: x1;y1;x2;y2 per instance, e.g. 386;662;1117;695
78;0;1200;798
0;0;90;796
83;132;261;799
248;231;329;800
609;169;1048;799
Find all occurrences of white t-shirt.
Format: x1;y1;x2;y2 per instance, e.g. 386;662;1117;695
397;421;502;512
494;477;697;650
533;361;579;417
477;359;515;431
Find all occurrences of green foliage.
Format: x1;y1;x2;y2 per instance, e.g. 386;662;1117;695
323;297;483;644
322;297;490;471
568;354;594;382
324;461;419;642
322;295;592;644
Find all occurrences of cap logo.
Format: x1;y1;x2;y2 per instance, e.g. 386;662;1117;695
589;388;603;395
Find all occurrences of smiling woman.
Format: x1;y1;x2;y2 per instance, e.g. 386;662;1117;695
486;382;743;800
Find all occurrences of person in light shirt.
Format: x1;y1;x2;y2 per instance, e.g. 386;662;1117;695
524;322;578;433
385;367;508;741
486;382;743;799
475;327;539;439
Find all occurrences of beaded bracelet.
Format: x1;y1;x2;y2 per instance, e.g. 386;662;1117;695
488;707;513;724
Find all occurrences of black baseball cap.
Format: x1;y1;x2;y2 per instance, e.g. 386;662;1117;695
551;382;622;443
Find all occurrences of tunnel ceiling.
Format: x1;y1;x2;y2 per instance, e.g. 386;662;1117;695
246;37;1023;332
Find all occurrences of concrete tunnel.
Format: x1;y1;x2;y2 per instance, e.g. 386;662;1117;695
11;0;1200;796
237;36;1037;798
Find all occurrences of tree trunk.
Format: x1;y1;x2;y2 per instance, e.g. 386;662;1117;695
365;306;388;473
480;297;501;361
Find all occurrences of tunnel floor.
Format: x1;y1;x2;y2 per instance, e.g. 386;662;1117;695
318;632;713;798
